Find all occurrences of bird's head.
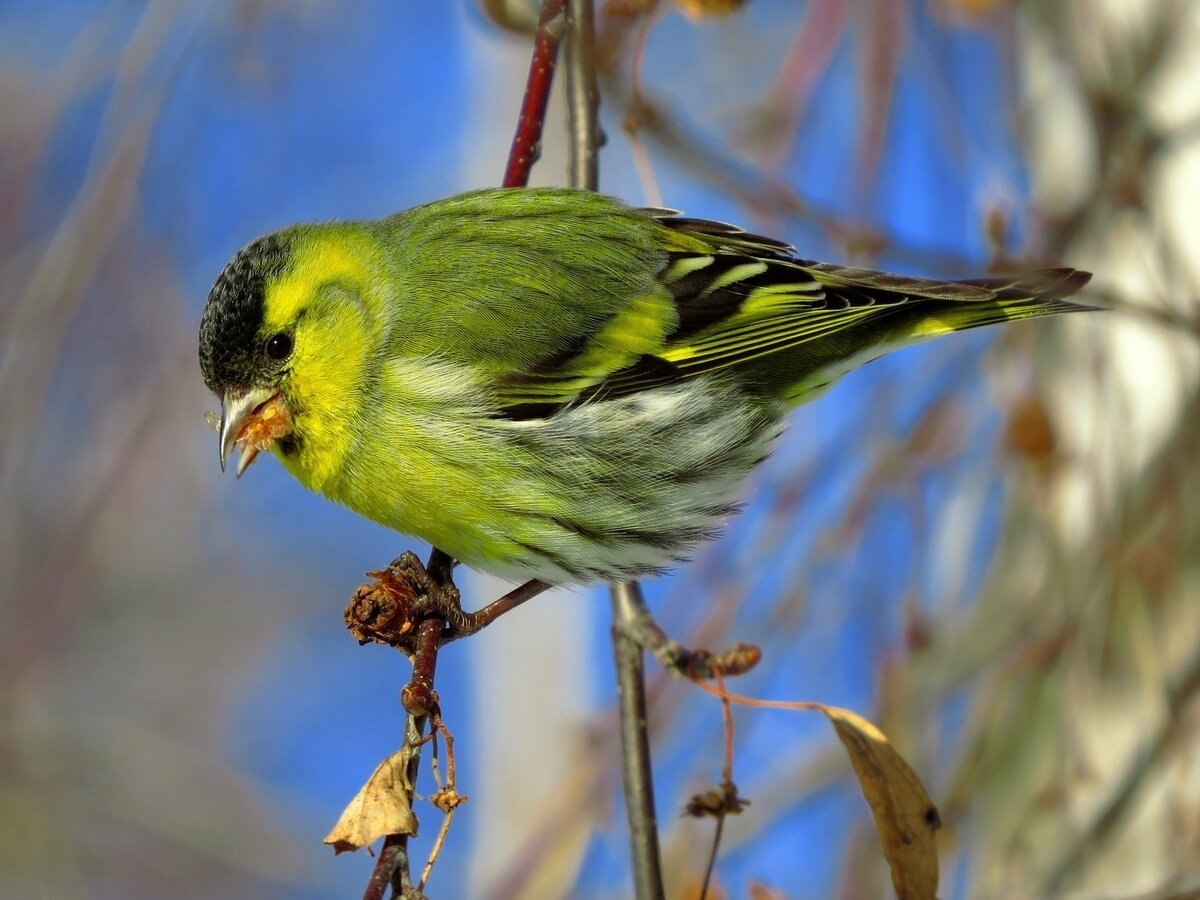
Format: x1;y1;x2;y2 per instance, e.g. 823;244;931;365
199;225;377;483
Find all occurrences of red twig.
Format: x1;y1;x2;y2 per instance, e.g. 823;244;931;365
358;5;571;894
504;0;568;188
695;670;741;900
362;836;405;900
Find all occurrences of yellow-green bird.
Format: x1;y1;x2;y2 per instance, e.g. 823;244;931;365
199;187;1092;585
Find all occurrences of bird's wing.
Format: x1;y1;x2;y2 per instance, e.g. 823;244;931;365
494;208;1091;418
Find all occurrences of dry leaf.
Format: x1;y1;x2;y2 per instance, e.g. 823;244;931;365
1005;395;1058;469
674;0;747;19
747;881;786;900
821;706;940;899
324;749;419;854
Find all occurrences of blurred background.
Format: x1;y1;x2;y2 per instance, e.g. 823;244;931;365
1;0;1197;897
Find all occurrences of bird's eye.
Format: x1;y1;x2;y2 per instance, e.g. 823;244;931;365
266;332;293;361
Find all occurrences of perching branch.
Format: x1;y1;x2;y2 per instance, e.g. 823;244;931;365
353;4;572;896
608;582;667;900
354;548;452;900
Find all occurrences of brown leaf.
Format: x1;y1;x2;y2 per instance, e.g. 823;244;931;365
747;881;786;900
820;706;940;899
1004;395;1058;469
324;749;419;854
674;0;747;19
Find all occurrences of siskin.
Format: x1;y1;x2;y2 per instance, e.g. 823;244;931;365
199;187;1093;585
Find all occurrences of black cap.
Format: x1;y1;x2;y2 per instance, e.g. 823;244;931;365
199;233;291;394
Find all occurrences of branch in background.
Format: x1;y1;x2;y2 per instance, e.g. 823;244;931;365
565;0;667;895
1044;641;1200;895
613;80;986;275
565;0;601;190
608;582;667;900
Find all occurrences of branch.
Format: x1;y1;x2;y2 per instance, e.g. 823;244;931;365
1043;642;1200;895
565;0;601;190
355;549;452;899
504;0;568;188
563;1;667;897
608;582;667;900
355;4;572;894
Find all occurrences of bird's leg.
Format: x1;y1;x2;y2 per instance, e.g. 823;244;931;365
384;548;463;623
389;550;552;639
424;547;456;588
373;548;553;639
398;548;472;635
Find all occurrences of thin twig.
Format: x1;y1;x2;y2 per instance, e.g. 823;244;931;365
358;5;572;891
693;669;744;900
419;711;466;892
389;611;445;898
362;836;405;900
698;683;732;899
419;810;457;893
564;1;667;896
699;816;726;900
504;0;568;188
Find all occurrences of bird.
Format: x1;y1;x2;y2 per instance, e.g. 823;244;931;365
199;186;1093;586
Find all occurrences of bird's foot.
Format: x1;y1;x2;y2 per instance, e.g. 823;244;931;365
344;549;553;646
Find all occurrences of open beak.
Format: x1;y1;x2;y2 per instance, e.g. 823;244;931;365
219;386;280;478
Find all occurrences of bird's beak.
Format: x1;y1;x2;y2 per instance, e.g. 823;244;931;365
219;386;280;478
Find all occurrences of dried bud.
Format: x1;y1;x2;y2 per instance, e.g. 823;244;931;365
345;568;420;646
684;781;749;818
431;788;468;813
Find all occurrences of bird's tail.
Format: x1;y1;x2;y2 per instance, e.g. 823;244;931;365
771;267;1096;406
903;268;1097;337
